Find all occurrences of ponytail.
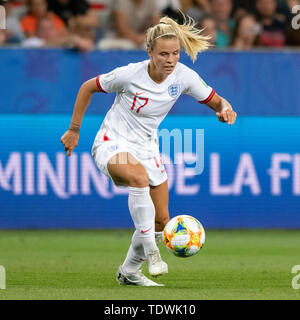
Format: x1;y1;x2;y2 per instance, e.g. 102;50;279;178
146;14;212;62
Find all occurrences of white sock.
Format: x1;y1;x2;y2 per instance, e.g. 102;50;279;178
128;186;158;255
121;230;145;274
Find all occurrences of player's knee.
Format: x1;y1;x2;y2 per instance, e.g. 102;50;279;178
128;170;149;188
155;215;170;231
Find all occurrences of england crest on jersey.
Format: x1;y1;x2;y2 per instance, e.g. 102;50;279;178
168;84;180;98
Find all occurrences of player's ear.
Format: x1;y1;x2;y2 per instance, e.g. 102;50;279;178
147;46;152;59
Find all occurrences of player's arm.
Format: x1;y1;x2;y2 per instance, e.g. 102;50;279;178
184;68;237;125
60;77;100;157
205;92;237;125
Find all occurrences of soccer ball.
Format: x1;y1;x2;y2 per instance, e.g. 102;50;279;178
163;215;205;258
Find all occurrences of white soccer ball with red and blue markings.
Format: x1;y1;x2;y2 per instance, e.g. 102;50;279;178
163;215;205;258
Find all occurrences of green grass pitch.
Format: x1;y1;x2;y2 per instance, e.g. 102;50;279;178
0;230;300;300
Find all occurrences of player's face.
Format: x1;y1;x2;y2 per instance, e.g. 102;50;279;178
148;37;180;77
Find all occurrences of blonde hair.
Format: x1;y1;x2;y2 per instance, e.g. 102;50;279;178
146;15;212;62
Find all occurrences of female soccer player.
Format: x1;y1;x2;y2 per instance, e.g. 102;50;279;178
61;16;237;286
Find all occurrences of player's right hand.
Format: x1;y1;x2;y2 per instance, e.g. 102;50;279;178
60;130;79;157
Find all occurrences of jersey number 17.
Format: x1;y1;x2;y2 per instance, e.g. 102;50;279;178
130;95;149;113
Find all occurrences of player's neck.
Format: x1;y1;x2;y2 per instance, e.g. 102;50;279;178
148;62;168;84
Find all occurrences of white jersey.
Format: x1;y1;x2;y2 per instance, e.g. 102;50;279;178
94;59;215;157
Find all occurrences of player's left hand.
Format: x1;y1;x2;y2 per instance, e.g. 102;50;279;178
216;99;237;125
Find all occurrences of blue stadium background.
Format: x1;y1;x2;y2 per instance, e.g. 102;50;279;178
0;49;299;228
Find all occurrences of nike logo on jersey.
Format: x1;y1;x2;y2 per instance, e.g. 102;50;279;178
141;227;152;234
136;92;144;96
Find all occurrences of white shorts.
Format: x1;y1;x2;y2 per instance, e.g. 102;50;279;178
92;131;168;187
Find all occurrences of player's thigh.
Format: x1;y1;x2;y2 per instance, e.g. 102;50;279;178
107;152;149;188
150;180;170;231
